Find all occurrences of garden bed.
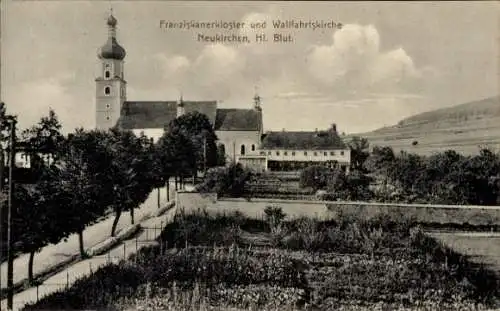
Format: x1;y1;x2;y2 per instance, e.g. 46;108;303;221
22;209;500;311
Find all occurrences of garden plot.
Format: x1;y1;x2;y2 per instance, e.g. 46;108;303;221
22;209;500;311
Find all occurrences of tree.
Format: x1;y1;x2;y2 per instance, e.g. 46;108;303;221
157;130;196;190
364;146;396;174
456;148;500;205
386;151;426;201
106;128;154;235
10;165;73;283
146;138;166;207
364;146;396;200
348;136;370;172
166;112;218;178
12;111;71;282
57;129;112;257
421;150;466;204
21;109;65;160
325;167;373;201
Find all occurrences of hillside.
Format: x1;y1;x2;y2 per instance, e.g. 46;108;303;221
355;96;500;156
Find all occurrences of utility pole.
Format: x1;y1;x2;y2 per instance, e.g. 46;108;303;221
0;133;4;309
7;119;16;310
203;136;207;175
0;141;3;309
233;141;236;163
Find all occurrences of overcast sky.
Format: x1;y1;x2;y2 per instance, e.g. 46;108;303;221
2;1;499;134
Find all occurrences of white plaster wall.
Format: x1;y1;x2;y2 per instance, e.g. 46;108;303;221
215;130;261;163
261;148;351;164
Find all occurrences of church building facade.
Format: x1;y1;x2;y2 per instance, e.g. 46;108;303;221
95;14;262;163
95;13;350;172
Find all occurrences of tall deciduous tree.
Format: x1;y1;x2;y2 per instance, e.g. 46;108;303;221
12;111;71;282
157;130;196;189
166;111;218;178
107;128;156;236
57;129;112;257
348;136;370;172
11;165;73;283
21;109;65;158
364;146;396;175
386;151;426;201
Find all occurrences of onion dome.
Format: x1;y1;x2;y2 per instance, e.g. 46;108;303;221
98;14;126;60
107;14;117;27
99;37;126;60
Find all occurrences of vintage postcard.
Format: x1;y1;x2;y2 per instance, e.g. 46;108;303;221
1;1;500;311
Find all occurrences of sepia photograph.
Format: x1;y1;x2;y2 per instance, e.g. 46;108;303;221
0;0;500;310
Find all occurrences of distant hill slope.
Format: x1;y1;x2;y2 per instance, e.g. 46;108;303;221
354;96;500;156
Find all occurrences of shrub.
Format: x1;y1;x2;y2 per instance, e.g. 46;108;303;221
299;165;333;190
196;162;252;197
158;209;244;248
264;205;286;227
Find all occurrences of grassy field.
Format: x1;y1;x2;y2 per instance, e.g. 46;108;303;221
354;96;500;156
429;232;500;274
22;208;500;311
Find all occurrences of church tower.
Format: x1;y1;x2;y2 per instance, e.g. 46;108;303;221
95;12;127;130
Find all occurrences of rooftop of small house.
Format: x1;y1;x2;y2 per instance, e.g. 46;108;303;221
260;125;347;150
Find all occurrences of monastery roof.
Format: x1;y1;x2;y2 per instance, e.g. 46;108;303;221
117;101;177;130
184;101;218;125
214;109;262;131
117;101;262;132
117;100;217;130
260;130;347;150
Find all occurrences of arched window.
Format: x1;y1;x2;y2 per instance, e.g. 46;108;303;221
104;86;111;95
105;71;110;78
240;144;245;155
251;144;255;151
